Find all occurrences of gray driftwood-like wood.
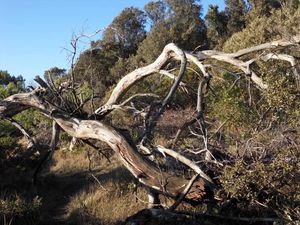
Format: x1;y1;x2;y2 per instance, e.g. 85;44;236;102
0;88;209;202
1;35;299;206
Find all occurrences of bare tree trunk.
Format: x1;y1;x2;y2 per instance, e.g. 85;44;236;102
1;35;299;206
0;90;210;202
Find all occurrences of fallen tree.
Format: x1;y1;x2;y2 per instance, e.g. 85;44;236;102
0;34;299;210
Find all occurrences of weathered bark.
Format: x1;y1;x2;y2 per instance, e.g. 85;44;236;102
0;89;210;202
94;43;187;116
168;174;199;211
95;35;300;116
1;36;299;206
156;146;213;184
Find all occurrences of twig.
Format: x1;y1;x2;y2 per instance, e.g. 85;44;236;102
82;139;111;163
4;117;36;148
33;121;60;184
172;76;210;147
168;174;199;211
87;150;107;191
209;119;229;140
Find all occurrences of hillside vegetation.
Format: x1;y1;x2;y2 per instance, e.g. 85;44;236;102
1;1;300;224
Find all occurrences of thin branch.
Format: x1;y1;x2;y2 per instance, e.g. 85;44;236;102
172;76;210;147
209;119;229;140
141;48;187;142
228;76;242;92
168;174;199;211
87;149;107;191
156;145;214;184
33;121;60;184
158;70;187;88
262;52;300;78
81;139;111;163
228;35;300;58
4;117;36;148
120;93;160;107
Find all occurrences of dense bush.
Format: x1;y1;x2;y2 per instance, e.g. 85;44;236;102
220;131;300;223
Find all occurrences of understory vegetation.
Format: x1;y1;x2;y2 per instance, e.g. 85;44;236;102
1;0;300;224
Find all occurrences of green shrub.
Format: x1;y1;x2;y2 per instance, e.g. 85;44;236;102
0;136;19;150
220;147;300;223
13;109;43;131
0;194;42;225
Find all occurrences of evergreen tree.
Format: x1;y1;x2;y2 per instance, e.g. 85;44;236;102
247;0;281;19
73;8;147;99
44;67;66;84
102;7;146;57
131;0;207;66
205;4;228;48
165;0;207;49
225;0;247;34
247;0;299;19
0;70;25;99
144;1;167;26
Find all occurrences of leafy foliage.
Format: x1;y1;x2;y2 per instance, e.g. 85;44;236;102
1;1;300;224
205;5;228;48
221;139;300;222
102;7;147;57
225;0;247;34
0;71;25;99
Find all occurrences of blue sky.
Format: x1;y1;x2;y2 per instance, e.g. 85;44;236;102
0;0;224;85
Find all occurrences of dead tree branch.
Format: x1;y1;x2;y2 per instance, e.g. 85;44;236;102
33;121;60;183
156;145;213;184
4;117;36;149
0;88;210;202
1;35;299;207
168;174;199;211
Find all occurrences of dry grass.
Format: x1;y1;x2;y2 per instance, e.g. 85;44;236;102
157;107;195;134
66;181;147;225
45;147;148;225
49;148;93;175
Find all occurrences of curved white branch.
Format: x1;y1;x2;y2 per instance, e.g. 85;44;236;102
156;145;214;184
262;53;299;77
94;35;300;115
95;43;184;114
0;90;209;201
228;35;300;58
